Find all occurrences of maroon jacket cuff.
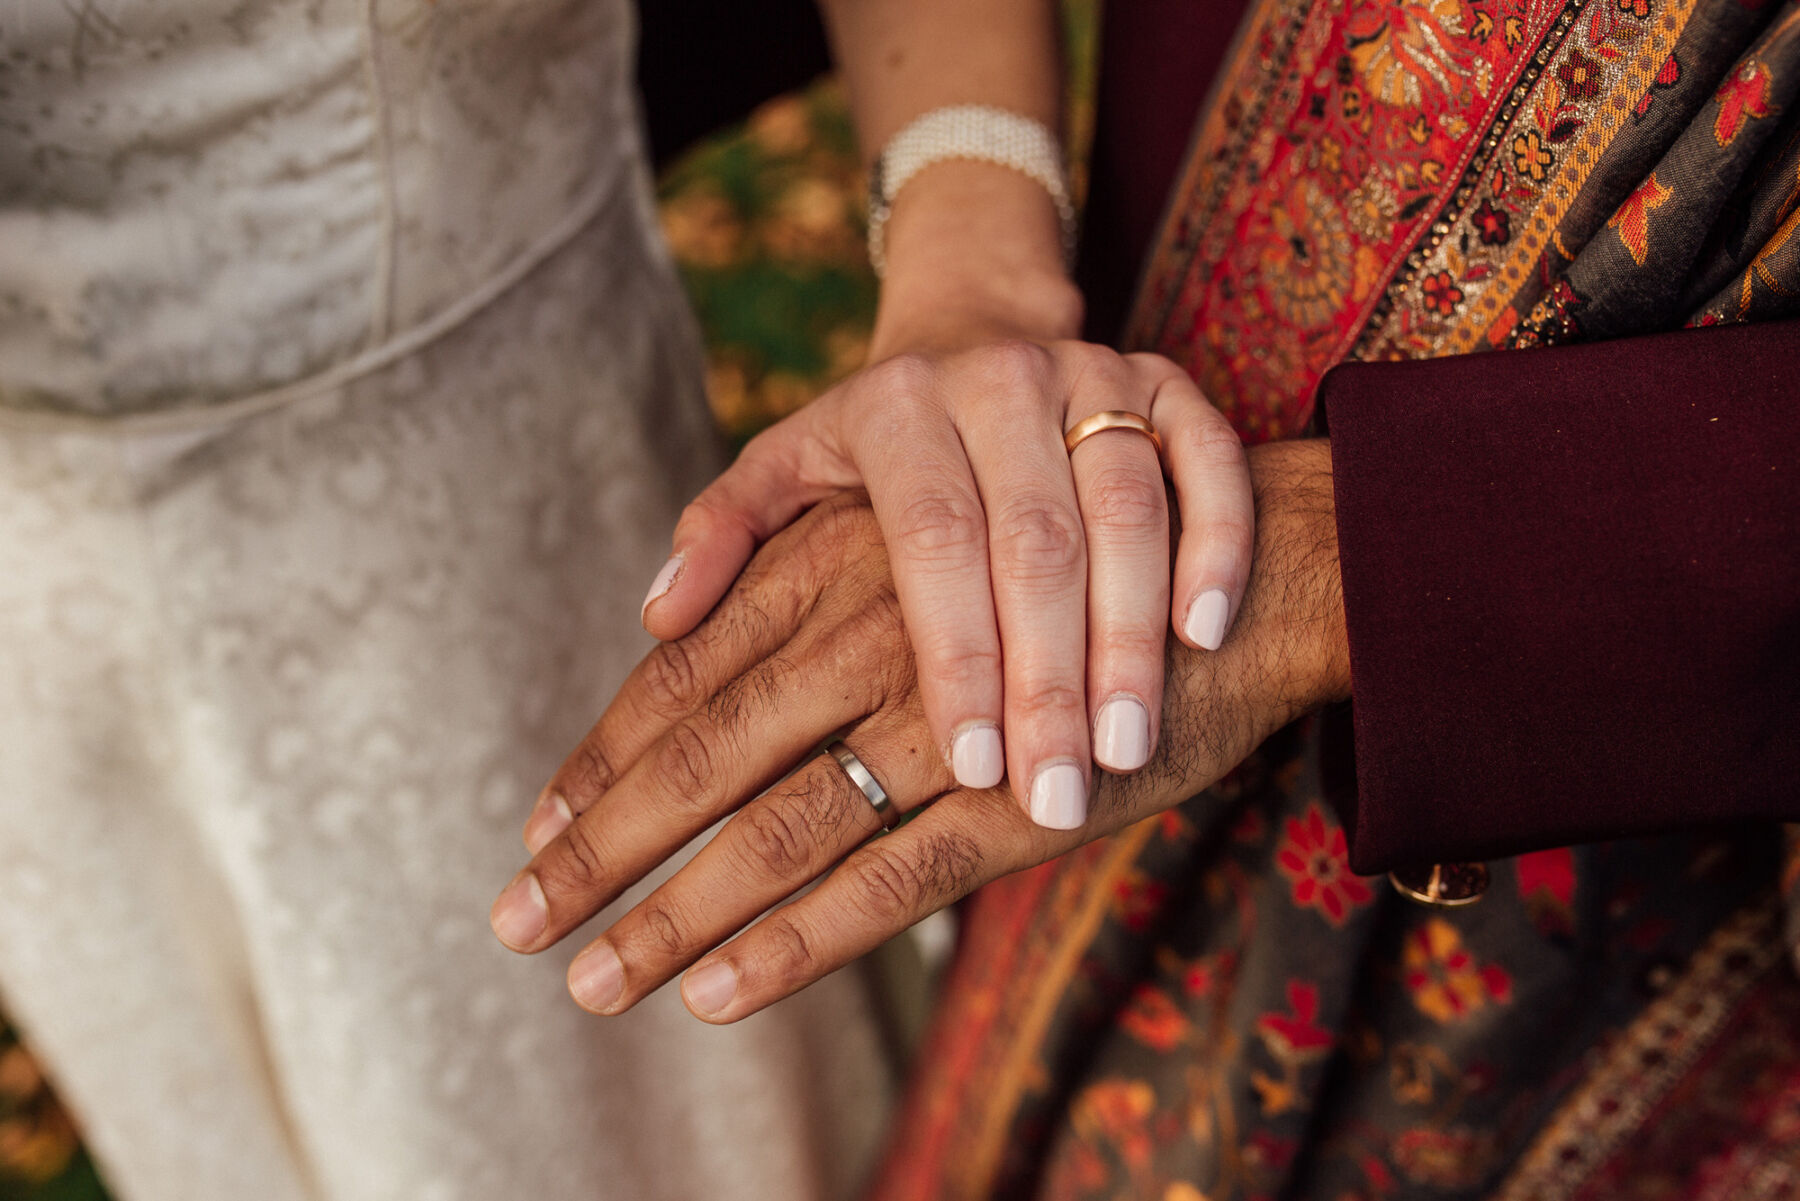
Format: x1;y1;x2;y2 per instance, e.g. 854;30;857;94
1319;319;1800;874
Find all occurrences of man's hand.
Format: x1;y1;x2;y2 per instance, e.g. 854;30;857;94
489;439;1347;1022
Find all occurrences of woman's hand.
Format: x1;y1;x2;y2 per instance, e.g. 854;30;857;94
492;440;1348;1021
636;338;1253;830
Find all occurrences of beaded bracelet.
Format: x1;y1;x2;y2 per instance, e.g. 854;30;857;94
866;104;1076;278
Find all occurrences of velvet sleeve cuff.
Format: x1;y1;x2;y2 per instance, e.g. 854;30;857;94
1318;319;1800;875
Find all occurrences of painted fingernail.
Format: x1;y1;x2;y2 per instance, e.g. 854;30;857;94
489;871;547;949
1028;762;1087;830
522;790;573;855
1185;588;1231;651
683;960;739;1018
950;723;1005;789
569;941;625;1013
1094;696;1151;772
640;554;684;623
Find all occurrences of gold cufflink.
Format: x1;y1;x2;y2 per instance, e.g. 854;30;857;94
1388;861;1489;907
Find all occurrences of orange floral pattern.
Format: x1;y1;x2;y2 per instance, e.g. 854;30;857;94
1401;918;1515;1022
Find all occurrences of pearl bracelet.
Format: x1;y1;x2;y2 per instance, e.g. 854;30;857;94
866;105;1076;278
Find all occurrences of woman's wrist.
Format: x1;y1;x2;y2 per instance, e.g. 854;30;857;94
868;160;1084;359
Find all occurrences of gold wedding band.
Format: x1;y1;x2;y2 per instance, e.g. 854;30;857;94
1063;410;1163;455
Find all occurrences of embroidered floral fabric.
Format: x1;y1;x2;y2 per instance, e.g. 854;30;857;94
1126;0;1800;437
868;0;1800;1194
875;732;1799;1200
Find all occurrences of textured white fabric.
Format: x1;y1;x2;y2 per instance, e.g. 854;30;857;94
0;1;895;1198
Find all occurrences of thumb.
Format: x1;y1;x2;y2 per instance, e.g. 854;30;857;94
640;406;858;641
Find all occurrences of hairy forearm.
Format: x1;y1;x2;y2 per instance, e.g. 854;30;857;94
817;0;1082;353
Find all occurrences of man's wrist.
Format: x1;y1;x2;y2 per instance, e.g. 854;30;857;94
1244;438;1352;714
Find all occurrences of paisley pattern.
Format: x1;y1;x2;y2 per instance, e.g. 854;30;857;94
868;0;1800;1194
1122;0;1800;434
0;2;893;1198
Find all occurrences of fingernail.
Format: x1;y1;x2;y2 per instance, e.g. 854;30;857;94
569;941;625;1013
1094;696;1151;772
1028;762;1087;830
522;790;573;855
640;554;684;623
490;871;548;949
683;960;739;1018
950;723;1005;789
1185;588;1231;651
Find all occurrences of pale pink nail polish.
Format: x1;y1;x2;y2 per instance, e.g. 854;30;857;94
683;960;739;1017
640;554;684;623
1185;588;1231;651
489;871;547;949
950;723;1005;789
522;791;573;855
1094;696;1151;772
569;942;625;1012
1028;763;1087;829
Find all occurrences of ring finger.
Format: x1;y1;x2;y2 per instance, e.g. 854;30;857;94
1063;379;1170;775
566;702;947;1014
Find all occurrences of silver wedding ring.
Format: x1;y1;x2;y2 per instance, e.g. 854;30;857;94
826;739;900;831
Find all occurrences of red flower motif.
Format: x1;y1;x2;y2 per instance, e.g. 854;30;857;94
1607;171;1673;266
1277;805;1375;926
1636;54;1682;117
1256;979;1336;1060
1557;49;1603;99
1714;60;1773;147
1473;198;1511;245
1617;0;1650;18
1120;985;1189;1051
1111;870;1170;933
1421;271;1465;315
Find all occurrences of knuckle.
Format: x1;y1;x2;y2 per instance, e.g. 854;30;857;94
564;738;617;802
840;591;915;700
1102;624;1167;667
799;491;880;564
736;798;818;878
641;640;706;714
756;912;819;979
654;721;716;802
863;351;938;401
976;339;1053;393
638;901;694;957
542;818;609;895
991;501;1084;582
921;640;1003;690
1185;417;1250;467
1082;463;1166;530
892;487;985;563
849;845;927;924
1013;679;1088;722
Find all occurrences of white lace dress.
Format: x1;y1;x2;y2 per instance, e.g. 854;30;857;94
0;2;893;1198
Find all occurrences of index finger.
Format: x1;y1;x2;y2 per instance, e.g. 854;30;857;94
522;507;840;854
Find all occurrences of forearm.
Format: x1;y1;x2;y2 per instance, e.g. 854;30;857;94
818;0;1082;353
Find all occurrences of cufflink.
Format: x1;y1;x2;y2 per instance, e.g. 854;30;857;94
1388;861;1489;906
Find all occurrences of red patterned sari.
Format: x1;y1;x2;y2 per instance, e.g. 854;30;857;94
865;0;1800;1196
